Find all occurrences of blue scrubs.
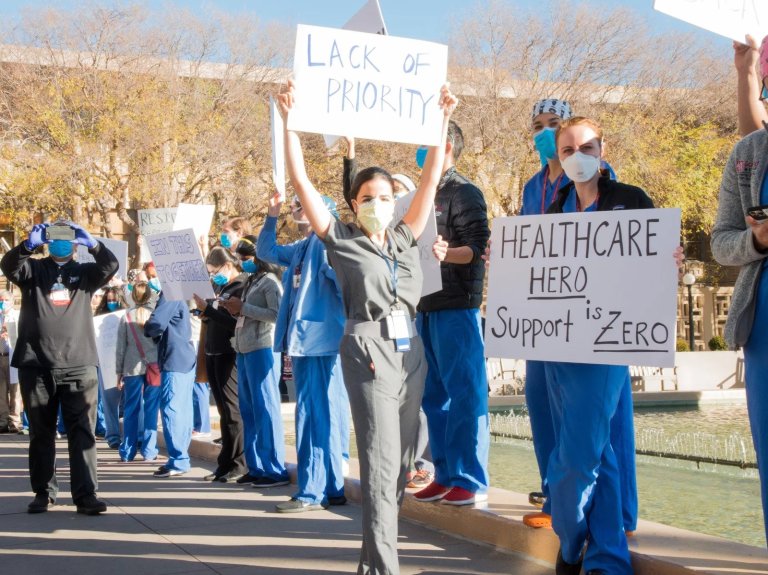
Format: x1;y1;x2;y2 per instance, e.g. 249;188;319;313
521;164;637;532
119;374;145;461
237;349;288;482
743;175;768;545
193;381;211;434
257;216;349;504
141;382;161;461
418;308;489;493
160;368;195;472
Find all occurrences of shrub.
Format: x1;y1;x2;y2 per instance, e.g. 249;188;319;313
708;335;728;351
676;338;690;352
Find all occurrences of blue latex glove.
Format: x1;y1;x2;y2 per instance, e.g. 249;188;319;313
70;222;98;249
24;224;49;251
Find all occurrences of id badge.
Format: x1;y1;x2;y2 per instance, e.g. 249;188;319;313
386;309;411;352
50;282;71;307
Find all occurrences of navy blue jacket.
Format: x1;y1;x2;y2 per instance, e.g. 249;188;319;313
144;293;196;373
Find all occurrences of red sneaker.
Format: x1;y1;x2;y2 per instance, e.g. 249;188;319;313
440;486;488;506
413;482;449;502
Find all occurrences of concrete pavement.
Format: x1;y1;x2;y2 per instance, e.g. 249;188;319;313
0;433;552;575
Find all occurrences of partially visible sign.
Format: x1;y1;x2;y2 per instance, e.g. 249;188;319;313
393;191;442;297
290;25;448;146
653;0;768;43
173;203;215;244
138;207;176;262
485;209;681;367
270;96;286;201
77;237;129;281
145;228;215;301
94;310;125;390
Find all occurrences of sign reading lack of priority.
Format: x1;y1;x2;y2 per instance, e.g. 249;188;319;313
484;208;682;368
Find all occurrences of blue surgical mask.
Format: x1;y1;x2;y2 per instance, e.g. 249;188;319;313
762;84;768;101
0;301;4;311
126;283;134;292
212;273;229;286
106;301;119;312
220;233;232;248
533;127;557;166
241;259;258;274
49;239;73;258
148;278;161;292
415;146;428;169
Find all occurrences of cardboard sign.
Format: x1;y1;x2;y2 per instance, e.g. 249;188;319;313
94;310;125;390
290;25;448;146
484;209;681;367
145;228;215;301
653;0;768;43
77;237;129;281
393;191;442;297
173;203;215;243
138;207;176;262
323;0;389;148
270;96;287;200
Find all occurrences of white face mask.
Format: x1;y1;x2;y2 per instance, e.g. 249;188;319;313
561;151;600;183
356;198;395;234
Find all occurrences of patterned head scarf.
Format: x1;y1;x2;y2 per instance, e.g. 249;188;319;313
760;35;768;79
531;99;573;123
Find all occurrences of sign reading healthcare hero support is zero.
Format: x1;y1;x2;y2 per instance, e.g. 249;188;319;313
484;208;681;368
289;24;448;146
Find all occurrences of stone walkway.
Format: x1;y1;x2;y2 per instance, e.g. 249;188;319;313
0;434;552;575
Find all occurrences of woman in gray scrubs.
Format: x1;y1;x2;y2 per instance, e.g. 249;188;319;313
276;81;457;575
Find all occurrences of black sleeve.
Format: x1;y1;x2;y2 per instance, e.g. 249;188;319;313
201;302;238;330
343;157;358;205
0;242;36;286
84;241;119;292
449;183;491;264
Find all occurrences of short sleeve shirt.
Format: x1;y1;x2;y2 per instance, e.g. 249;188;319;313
322;219;423;321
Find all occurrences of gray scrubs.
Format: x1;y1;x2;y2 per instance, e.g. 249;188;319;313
323;219;426;575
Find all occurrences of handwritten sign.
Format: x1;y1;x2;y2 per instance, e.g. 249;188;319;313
323;0;389;148
653;0;768;43
485;209;681;367
173;203;215;243
393;191;442;297
138;207;176;262
270;96;286;200
94;310;125;390
77;237;129;281
290;25;448;146
145;228;215;301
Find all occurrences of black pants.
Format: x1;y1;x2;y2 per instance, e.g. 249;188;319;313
206;353;245;475
18;366;99;503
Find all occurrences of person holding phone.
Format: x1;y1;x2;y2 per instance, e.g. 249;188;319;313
712;37;768;548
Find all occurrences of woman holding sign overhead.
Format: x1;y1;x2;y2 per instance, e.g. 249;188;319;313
276;79;457;575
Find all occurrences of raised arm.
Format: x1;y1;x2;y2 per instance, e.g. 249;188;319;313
277;80;332;239
257;191;301;267
402;85;458;239
735;36;768;136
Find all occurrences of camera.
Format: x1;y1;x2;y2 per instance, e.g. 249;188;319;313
45;226;76;241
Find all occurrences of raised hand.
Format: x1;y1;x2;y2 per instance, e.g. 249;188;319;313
276;79;295;122
267;190;284;218
25;223;49;251
70;222;98;249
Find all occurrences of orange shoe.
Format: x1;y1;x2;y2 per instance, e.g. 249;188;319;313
625;530;636;537
406;469;434;489
522;511;552;529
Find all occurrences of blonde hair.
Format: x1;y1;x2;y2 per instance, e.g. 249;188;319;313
131;281;152;326
555;116;604;147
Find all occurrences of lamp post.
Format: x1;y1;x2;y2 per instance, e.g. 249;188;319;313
682;272;696;351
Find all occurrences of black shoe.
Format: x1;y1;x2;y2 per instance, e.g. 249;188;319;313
251;477;290;488
235;473;261;484
556;549;583;575
213;437;223;445
528;491;546;508
76;495;107;515
327;495;347;506
28;493;55;514
218;470;245;483
203;469;224;481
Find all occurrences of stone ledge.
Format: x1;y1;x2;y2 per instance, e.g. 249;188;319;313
177;436;767;574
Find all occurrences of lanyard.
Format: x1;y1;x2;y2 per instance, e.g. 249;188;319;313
373;235;399;305
540;165;565;214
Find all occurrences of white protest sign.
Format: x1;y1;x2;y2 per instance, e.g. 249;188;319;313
653;0;768;43
138;207;177;262
270;96;287;200
290;25;448;146
485;208;681;368
145;228;215;301
393;191;442;297
94;310;125;390
173;203;215;243
77;237;129;281
323;0;389;148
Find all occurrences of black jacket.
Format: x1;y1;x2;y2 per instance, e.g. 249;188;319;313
202;276;244;355
418;168;490;312
547;176;654;214
0;241;119;369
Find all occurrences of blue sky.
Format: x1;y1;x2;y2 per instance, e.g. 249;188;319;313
0;0;732;51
